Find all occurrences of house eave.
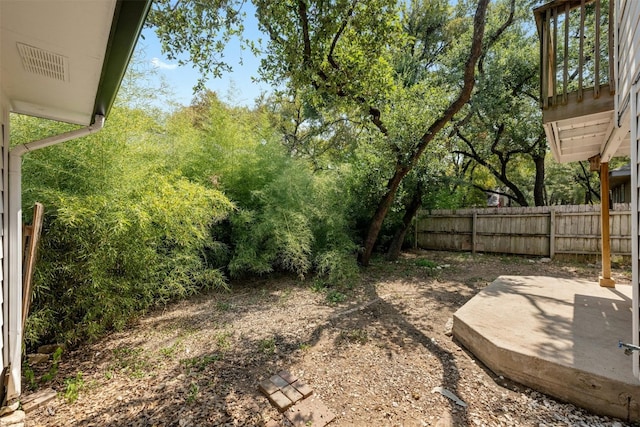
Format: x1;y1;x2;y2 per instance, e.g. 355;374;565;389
92;0;152;123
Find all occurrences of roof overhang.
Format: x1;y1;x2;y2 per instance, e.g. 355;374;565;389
1;0;150;126
543;110;630;163
542;86;630;163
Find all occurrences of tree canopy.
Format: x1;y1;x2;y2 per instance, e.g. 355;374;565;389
150;0;497;264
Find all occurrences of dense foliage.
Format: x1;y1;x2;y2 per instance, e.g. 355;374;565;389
16;90;358;347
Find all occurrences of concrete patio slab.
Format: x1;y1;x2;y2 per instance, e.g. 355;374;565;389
453;276;640;422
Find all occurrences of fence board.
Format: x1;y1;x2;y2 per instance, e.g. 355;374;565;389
416;204;631;257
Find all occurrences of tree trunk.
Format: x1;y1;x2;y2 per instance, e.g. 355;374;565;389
533;153;545;206
358;0;489;266
359;168;406;265
387;184;423;261
504;180;529;207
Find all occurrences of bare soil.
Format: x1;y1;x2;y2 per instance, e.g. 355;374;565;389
24;250;636;426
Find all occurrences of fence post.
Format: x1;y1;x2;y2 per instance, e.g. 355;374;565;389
549;207;556;258
472;212;478;254
414;213;418;250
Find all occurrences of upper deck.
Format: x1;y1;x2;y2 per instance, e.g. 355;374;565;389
535;0;629;163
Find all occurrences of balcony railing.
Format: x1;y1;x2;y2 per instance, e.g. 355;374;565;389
534;0;614;120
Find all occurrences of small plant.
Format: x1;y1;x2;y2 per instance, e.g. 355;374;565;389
215;331;232;351
186;382;199;404
181;354;220;373
41;347;64;383
415;259;438;269
298;343;311;351
340;329;369;345
23;362;37;391
63;372;85;403
326;290;347;304
310;281;327;293
159;340;184;359
216;301;232;311
112;347;147;378
160;346;176;358
259;338;276;355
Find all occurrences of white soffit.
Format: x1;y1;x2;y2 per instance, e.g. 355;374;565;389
548;111;630;163
0;0;117;125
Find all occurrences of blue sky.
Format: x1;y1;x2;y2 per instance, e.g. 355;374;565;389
136;7;271;108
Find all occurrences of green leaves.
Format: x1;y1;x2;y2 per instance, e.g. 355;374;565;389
18;102;234;346
147;0;247;91
254;0;403;105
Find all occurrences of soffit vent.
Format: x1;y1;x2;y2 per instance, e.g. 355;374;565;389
16;42;69;82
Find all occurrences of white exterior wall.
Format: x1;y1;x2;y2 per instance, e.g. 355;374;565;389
631;82;639;379
620;0;640;380
0;88;6;386
1;85;20;403
617;0;640;123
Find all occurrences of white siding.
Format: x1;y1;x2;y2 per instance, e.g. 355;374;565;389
0;90;6;378
617;0;640;122
632;82;640;380
620;0;640;381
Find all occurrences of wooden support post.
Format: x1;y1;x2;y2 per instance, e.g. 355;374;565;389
599;162;615;288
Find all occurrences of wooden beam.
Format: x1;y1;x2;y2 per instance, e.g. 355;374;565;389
22;203;44;328
599;162;615;288
589;154;601;171
542;84;615;123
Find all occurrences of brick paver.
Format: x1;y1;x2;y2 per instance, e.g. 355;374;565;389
267;390;293;412
260;369;330;422
281;384;303;402
259;379;279;396
291;380;313;398
269;374;290;389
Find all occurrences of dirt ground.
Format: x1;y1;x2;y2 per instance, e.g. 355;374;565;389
24;250;637;427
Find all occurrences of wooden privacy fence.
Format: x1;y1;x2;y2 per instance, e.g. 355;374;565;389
416;204;631;258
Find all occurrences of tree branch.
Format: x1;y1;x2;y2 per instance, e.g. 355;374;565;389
412;0;490;165
478;0;516;74
328;0;359;70
298;0;312;66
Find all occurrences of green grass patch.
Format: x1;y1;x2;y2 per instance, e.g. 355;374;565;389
216;301;232;312
414;259;438;269
112;347;148;378
181;354;221;373
326;290;347;304
259;338;276;355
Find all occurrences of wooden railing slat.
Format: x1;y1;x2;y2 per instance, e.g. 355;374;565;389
579;0;586;102
543;9;550;108
553;6;559;105
535;0;614;111
595;0;601;99
564;2;570;104
609;0;615;94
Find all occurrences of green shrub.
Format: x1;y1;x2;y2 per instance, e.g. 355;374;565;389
18;108;234;347
18;93;361;349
